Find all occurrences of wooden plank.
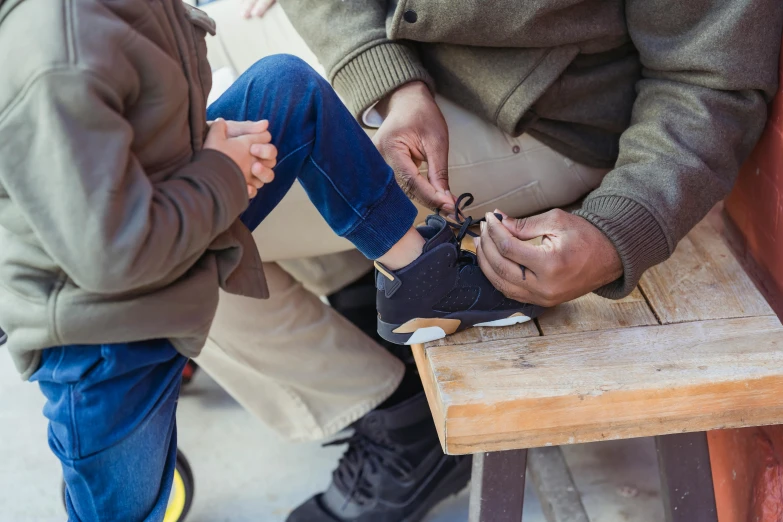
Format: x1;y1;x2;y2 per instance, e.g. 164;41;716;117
538;288;657;335
639;217;774;324
426;319;540;348
528;447;589;522
419;316;783;454
411;344;447;451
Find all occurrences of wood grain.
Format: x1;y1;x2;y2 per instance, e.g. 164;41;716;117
411;344;447;450
419;316;783;454
639;218;774;324
538;289;657;335
425;319;540;347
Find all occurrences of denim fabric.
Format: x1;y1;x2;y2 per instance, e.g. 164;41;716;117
30;341;186;522
208;55;417;259
31;55;416;521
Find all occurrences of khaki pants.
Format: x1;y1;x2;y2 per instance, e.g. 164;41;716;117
197;0;607;441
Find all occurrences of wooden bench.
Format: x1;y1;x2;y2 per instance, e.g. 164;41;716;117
412;206;783;521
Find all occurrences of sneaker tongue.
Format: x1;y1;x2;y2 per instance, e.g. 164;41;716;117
418;214;456;253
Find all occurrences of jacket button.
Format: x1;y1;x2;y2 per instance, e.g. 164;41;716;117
403;10;418;23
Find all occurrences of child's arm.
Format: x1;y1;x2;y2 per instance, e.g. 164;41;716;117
0;69;251;294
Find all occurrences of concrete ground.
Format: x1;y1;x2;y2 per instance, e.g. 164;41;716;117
0;348;664;521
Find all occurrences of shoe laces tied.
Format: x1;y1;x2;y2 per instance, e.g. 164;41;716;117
438;193;480;267
324;423;414;507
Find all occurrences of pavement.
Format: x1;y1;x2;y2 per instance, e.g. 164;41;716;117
0;348;664;521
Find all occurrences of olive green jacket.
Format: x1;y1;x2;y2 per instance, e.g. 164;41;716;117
281;0;783;298
0;0;268;379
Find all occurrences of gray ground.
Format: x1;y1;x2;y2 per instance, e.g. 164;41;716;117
0;349;664;521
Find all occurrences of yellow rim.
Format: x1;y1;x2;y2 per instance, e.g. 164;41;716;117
163;469;187;522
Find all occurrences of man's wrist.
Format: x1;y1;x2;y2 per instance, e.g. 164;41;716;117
376;81;432;118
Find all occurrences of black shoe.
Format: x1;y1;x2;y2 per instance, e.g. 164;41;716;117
0;326;6;346
286;392;471;522
376;194;544;345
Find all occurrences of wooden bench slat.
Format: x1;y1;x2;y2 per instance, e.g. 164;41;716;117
426;319;539;347
639;217;773;324
419;315;783;454
537;288;658;335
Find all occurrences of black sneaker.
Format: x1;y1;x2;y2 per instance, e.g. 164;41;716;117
286;392;471;522
376;195;544;345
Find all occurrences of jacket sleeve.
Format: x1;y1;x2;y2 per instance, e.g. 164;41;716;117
0;69;249;294
574;0;783;298
278;0;434;117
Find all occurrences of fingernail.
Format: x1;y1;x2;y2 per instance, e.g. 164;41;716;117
480;222;486;234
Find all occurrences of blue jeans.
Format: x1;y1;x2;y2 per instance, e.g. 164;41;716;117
31;55;416;521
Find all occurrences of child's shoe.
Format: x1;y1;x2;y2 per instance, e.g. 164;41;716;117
376;200;544;345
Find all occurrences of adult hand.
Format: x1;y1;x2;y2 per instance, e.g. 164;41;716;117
241;0;276;18
373;81;456;213
475;209;623;306
205;119;277;198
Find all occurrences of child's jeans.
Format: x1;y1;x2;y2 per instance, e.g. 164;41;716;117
30;55;416;521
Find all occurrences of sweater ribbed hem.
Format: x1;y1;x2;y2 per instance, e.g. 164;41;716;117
332;42;435;119
574;196;671;299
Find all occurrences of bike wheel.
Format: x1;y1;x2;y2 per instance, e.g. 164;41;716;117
61;449;195;522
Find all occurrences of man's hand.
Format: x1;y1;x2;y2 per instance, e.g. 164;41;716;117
373;81;455;212
241;0;276;18
204;118;277;198
475;209;623;306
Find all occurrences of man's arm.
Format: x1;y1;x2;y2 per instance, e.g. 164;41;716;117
0;69;249;294
278;0;433;118
574;0;783;298
278;0;455;210
478;0;782;305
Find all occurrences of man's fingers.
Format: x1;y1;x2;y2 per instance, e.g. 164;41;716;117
501;209;564;241
225;120;269;138
384;147;446;210
247;185;258;198
476;237;536;302
423;138;454;212
485;213;547;271
480;219;534;285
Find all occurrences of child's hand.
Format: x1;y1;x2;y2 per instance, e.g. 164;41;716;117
205;119;277;198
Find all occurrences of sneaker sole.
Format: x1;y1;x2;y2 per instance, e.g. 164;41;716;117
378;308;540;345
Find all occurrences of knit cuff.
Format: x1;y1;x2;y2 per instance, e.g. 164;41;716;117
332;42;435;119
573;196;671;299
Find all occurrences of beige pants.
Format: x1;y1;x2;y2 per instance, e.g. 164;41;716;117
197;0;607;441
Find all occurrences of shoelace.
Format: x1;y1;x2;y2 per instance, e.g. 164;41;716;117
445;193;529;280
324;428;413;507
438;193;483;266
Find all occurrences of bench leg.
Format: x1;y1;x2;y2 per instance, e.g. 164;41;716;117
655;432;718;522
468;449;527;522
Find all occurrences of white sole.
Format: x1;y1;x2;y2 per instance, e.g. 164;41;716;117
405;327;448;345
403;315;532;345
474;315;532;328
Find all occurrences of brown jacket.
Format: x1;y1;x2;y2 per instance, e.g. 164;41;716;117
0;0;267;379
